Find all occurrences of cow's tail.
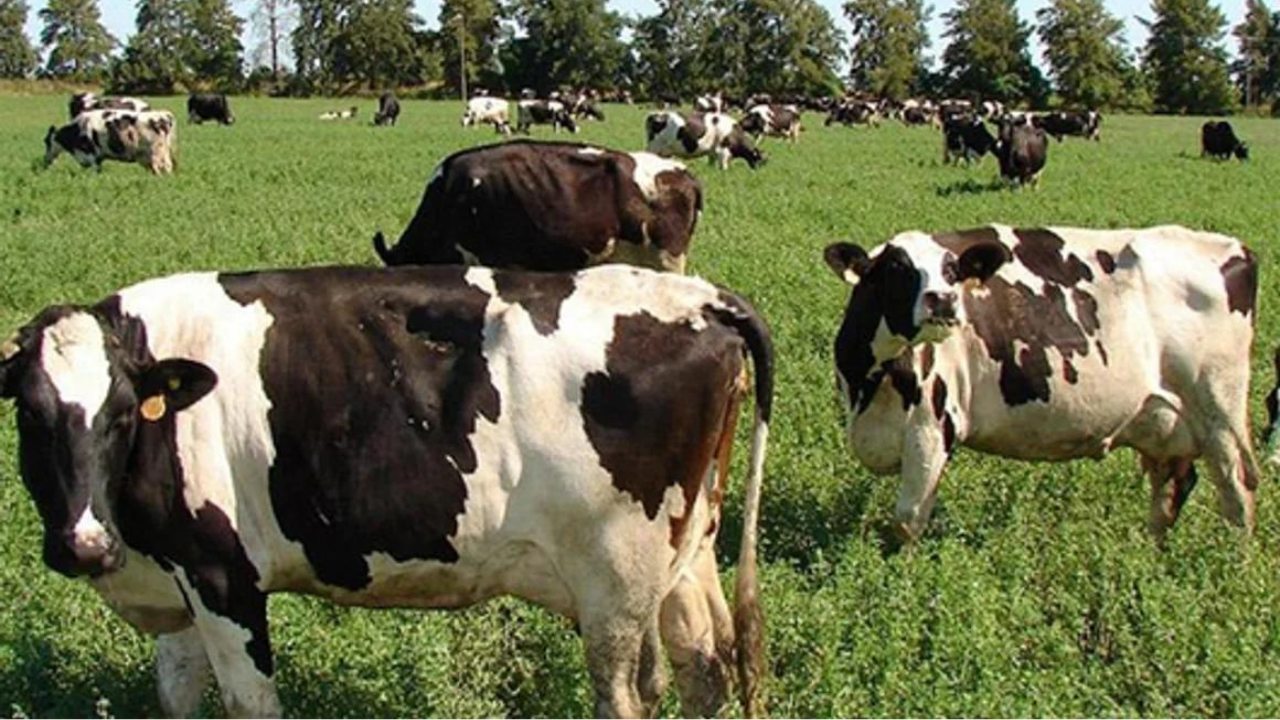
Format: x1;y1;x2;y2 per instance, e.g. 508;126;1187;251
372;231;395;264
711;292;772;717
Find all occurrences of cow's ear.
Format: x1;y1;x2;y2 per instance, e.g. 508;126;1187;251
136;359;217;420
955;242;1011;284
824;242;871;285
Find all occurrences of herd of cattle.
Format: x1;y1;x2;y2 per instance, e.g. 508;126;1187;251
10;90;1267;717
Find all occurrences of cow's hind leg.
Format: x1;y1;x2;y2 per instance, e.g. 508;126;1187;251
660;546;734;717
1142;455;1197;540
1201;425;1257;533
156;627;212;717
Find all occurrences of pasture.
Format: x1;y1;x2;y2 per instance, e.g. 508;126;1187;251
2;95;1280;717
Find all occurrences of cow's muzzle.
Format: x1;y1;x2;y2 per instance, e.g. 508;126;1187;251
45;530;124;578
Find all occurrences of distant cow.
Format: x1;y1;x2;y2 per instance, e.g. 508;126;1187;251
740;104;802;142
645;111;765;170
516;99;578;134
373;141;703;273
825;100;879;127
564;91;605;121
319;106;358;121
373;92;401;126
995;116;1048;186
822;224;1259;542
1202;121;1249;161
44;109;177;174
68;93;150;119
694;93;726;113
1037;110;1101;142
942;114;995;165
187;93;234;125
0;262;772;717
462;96;512;135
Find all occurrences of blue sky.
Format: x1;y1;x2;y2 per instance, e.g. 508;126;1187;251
25;0;1245;71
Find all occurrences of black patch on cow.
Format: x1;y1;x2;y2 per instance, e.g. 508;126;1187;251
941;412;957;454
1220;251;1257;317
931;376;947;421
219;266;502;591
185;504;273;675
1095;250;1116;274
1095;340;1109;366
1072;289;1100;335
678;114;707;153
494;271;576;335
885;355;922;410
581;311;742;523
919;343;935;379
1012;229;1093;286
933;227;1001;257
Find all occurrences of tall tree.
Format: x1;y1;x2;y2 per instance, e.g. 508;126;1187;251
0;0;38;78
250;0;294;77
186;0;244;86
1233;0;1277;107
629;0;714;98
844;0;930;99
292;0;347;88
330;0;424;88
701;0;844;96
1036;0;1129;108
1141;0;1235;113
940;0;1046;103
112;0;191;92
38;0;116;80
440;0;502;93
502;0;628;93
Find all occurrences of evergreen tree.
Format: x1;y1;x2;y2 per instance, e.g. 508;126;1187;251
0;0;38;78
844;0;930;99
1141;0;1235;113
440;0;502;93
502;0;628;93
292;0;347;89
1036;0;1129;108
111;0;191;93
331;0;423;88
187;0;244;87
38;0;116;80
940;0;1046;104
1233;0;1277;107
629;0;713;99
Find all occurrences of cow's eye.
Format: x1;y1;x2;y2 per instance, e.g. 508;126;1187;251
941;257;959;285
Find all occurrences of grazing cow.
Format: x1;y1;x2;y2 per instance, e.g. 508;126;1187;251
942;114;995;165
68;93;150;119
825;100;879;127
994;115;1048;187
44;109;177;175
1265;349;1280;466
739;104;802;142
187;93;235;125
373;141;702;274
645;111;765;170
979;100;1005;119
461;96;512;135
822;224;1259;542
1037;110;1101;142
694;93;726;113
0;262;772;718
373;92;401;126
516;99;578;134
1201;121;1249;161
319;106;358;120
901;106;933;126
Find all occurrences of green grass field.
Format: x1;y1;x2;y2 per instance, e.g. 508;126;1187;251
2;96;1280;717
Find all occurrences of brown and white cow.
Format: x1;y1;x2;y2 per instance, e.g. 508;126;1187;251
44;109;177;174
462;96;512;135
0;263;772;718
645;111;765;170
823;225;1259;541
372;141;703;273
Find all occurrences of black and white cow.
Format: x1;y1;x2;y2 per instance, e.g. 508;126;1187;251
739;104;802;142
825;100;879;128
373;141;703;273
1037;110;1101;142
645;111;765;170
69;92;150;119
462;96;512;135
822;225;1259;542
942;114;995;165
0;263;772;718
319;106;358;120
187;93;234;125
994;115;1048;187
516;99;578;134
373;91;401;126
1202;121;1249;161
44;109;177;174
694;93;726;113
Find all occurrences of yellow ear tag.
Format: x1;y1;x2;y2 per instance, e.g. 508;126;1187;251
140;395;167;422
168;377;182;391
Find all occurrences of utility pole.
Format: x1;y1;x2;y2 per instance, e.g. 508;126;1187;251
458;10;467;101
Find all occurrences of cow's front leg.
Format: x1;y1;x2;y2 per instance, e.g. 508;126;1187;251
894;421;950;542
177;573;279;718
156;626;212;717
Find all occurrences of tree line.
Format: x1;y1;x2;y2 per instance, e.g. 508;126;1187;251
0;0;1272;114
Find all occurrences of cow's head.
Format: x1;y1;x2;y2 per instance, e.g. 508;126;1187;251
823;232;1010;358
726;127;765;168
1236;142;1250;161
0;308;216;578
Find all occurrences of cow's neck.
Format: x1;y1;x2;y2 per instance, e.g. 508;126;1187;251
837;306;917;415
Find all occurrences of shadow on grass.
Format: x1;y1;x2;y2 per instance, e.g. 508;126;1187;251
935;177;1006;197
2;633;159;717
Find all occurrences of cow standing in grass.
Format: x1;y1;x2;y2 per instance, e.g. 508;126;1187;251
187;93;234;125
374;92;401;126
44;109;177;174
1202;121;1249;161
645;111;765;170
462;96;512;135
823;224;1259;542
0;263;771;718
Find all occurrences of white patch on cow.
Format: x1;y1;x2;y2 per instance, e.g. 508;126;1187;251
626;152;685;201
40;312;111;429
72;505;110;553
472;176;483;188
116;273;278;567
579;147;605;155
90;547;192;634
